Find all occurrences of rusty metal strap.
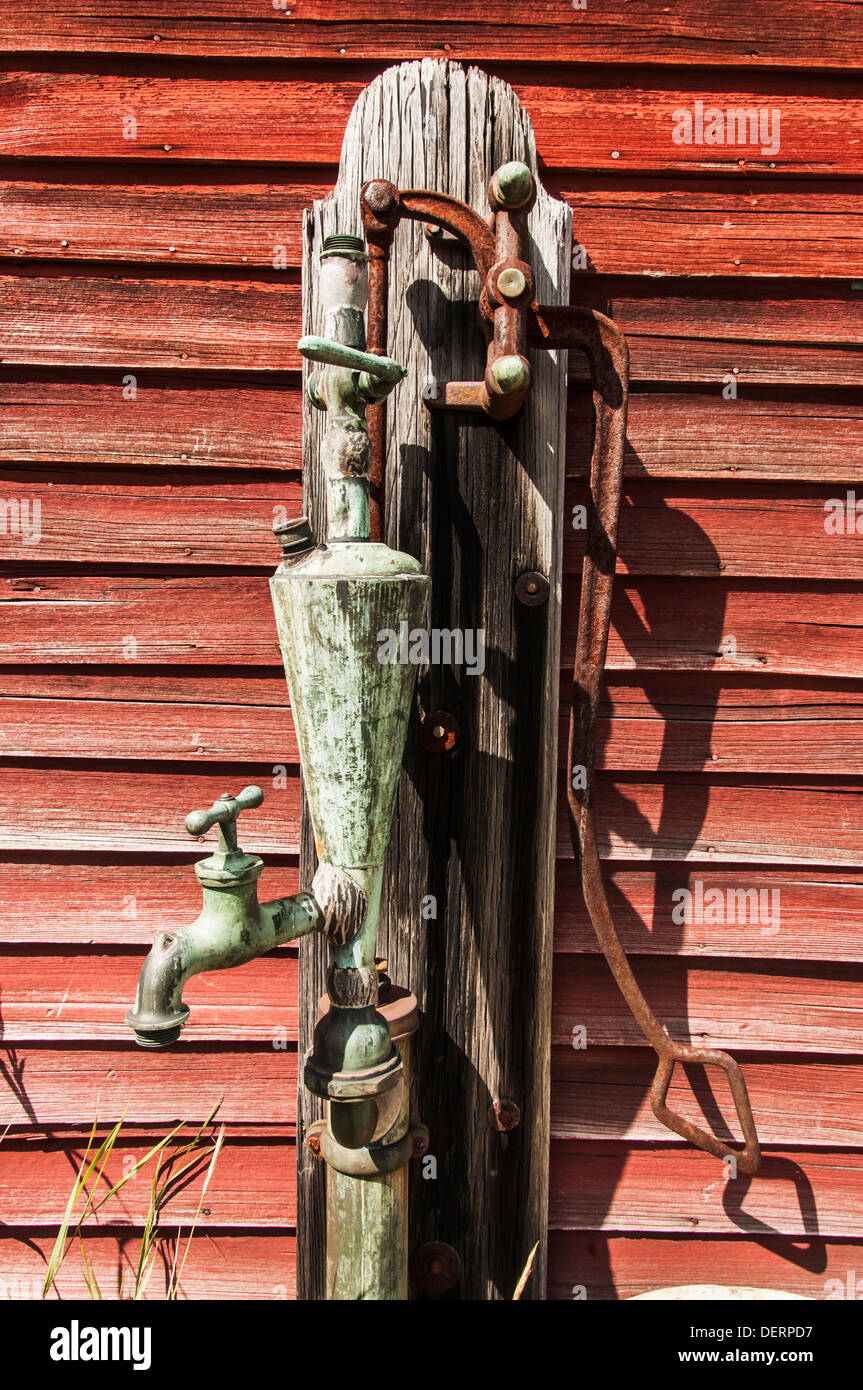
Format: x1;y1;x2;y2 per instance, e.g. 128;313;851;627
544;303;762;1177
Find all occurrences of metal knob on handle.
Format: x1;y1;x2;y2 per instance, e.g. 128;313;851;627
185;785;264;852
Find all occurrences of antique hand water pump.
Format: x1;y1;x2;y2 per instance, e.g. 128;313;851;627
126;65;760;1302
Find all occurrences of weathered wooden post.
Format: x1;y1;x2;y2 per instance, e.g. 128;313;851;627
298;59;570;1300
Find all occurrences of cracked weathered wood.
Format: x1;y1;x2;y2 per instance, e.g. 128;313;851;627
299;58;569;1300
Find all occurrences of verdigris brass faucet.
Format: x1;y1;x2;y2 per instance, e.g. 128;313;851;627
125;785;322;1047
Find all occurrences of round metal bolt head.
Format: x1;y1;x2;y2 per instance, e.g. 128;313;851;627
492;161;534;209
306;1132;322;1156
491;355;530;395
420;710;459;752
363;179;397;216
489;1098;521;1131
515;571;550;607
497;267;527;301
410;1242;461;1295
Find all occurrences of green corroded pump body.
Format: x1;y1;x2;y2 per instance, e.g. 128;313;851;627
271;235;429;1141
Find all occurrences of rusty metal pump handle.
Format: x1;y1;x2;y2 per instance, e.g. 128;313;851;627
555;310;762;1178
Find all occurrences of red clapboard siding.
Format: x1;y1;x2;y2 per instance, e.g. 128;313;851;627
0;859;300;945
1;574;860;678
5;171;863;280
3;475;861;580
0;948;299;1041
554;777;863;866
3;2;861;69
2;65;862;176
0;1233;296;1300
554;863;863;960
0;273;303;371
2;672;862;776
550;1048;863;1146
566;485;863;580
549;1143;863;1237
574;391;863;483
552;956;863;1052
560;177;863;279
2;275;861;384
3;857;860;959
2;766;862;866
547;1232;860;1300
4;377;862;482
0;1136;297;1228
578;676;863;774
0;766;302;851
0;1045;298;1126
0;370;304;470
0;167;328;267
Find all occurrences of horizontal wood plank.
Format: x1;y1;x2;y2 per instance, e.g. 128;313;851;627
4;375;862;482
1;574;860;678
0;370;303;470
549;1143;863;1237
0;1232;296;1300
2;66;861;176
551;1048;863;1146
0;1044;298;1126
0;857;300;945
0;947;299;1041
2;767;862;866
0;1135;297;1228
555;863;863;960
2;672;862;777
5;945;860;1048
552;956;863;1051
4;171;863;279
1;854;860;960
2;275;861;384
3;475;861;580
3;3;861;69
548;1231;859;1300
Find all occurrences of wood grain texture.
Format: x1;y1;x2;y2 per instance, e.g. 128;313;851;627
549;1143;863;1237
554;863;863;960
548;1231;863;1300
0;369;304;470
3;767;861;867
4;474;862;580
551;1049;863;1146
4;375;862;482
0;1044;298;1126
2;63;862;175
298;59;570;1301
0;1135;297;1228
0;1233;296;1300
0;948;299;1041
5;170;863;279
4;672;862;775
552;957;863;1052
3;274;861;385
3;3;862;69
1;575;860;678
2;855;861;963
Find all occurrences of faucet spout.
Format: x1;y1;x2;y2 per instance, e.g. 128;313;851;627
126;879;322;1049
